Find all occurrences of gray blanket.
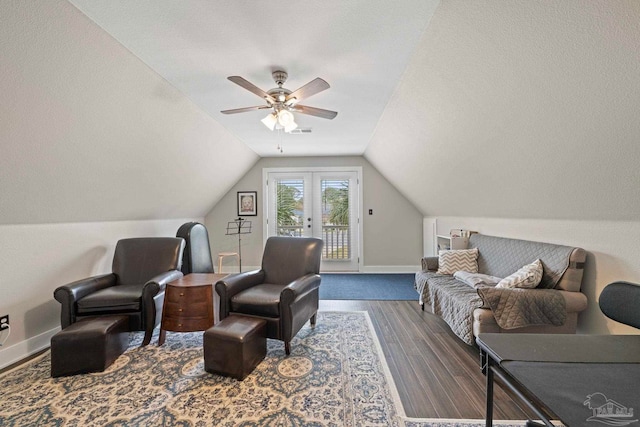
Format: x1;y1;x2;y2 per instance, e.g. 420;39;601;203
416;273;483;345
415;271;567;345
477;286;566;330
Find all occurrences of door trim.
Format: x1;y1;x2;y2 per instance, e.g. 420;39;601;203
262;166;364;272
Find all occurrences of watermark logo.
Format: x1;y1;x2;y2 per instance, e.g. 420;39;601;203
584;392;638;426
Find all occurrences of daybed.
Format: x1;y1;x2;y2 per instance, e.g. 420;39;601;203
414;233;587;345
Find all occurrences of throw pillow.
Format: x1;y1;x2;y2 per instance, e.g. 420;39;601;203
496;259;543;289
437;248;479;275
453;271;503;288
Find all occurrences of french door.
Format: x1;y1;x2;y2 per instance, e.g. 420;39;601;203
264;169;361;272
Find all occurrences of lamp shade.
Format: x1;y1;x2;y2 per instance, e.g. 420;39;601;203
284;120;298;133
277;110;295;127
261;113;277;130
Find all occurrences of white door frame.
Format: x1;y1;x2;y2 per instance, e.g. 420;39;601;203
263;166;364;272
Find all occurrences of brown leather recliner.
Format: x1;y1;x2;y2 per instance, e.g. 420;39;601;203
54;237;185;346
215;236;323;355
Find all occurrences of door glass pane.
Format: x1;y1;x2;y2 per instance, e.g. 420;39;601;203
320;178;350;260
275;179;305;237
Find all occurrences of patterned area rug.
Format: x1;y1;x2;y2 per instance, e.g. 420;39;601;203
0;311;526;426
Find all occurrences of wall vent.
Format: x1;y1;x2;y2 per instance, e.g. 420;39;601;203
288;128;312;134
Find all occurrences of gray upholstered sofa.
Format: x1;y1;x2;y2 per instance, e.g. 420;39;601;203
415;234;587;345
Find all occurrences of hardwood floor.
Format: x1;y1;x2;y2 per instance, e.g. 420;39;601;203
319;300;531;420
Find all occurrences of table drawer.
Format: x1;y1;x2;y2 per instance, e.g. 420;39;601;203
164;284;212;303
163;300;211;318
162;316;213;332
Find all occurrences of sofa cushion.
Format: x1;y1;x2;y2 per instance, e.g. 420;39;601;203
77;284;143;313
468;234;575;289
437;248;479;275
496;259;543;289
231;284;283;318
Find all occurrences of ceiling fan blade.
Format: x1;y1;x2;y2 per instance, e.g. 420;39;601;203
286;78;330;103
221;105;271;114
293;105;338;120
227;76;276;104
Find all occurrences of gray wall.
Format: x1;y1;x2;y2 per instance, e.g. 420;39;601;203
204;156;423;271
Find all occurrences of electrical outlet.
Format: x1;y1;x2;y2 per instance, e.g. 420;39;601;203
0;315;8;331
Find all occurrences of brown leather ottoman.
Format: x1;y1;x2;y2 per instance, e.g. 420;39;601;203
51;315;129;377
203;315;266;380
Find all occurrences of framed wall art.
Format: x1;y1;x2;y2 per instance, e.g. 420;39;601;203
237;191;257;216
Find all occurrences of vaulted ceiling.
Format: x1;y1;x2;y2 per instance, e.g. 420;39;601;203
67;0;440;157
2;1;639;226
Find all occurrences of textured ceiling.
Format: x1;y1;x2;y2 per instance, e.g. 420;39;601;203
68;0;440;157
365;0;640;221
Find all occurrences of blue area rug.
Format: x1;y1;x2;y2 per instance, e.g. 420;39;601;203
319;273;418;300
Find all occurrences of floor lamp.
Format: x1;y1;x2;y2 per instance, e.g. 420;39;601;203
225;217;252;272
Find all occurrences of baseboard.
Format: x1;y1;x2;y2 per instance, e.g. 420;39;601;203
223;266;420;274
0;326;59;370
360;265;420;273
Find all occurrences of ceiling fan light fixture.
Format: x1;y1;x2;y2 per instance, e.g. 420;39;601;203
284;120;298;133
261;113;277;130
222;71;337;132
277;110;295;127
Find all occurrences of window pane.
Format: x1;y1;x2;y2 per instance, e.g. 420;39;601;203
320;178;350;260
275;179;304;237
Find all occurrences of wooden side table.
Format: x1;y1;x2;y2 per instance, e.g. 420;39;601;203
158;273;227;345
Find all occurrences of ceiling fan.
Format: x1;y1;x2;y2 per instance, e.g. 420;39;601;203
221;70;338;133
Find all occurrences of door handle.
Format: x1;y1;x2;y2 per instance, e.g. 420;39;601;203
307;218;312;221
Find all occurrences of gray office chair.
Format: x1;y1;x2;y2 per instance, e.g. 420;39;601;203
599;281;640;329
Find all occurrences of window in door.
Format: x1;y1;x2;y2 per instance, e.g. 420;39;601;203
265;169;361;272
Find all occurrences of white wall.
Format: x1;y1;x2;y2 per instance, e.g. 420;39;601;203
426;216;640;336
204;156;423;272
0;218;201;369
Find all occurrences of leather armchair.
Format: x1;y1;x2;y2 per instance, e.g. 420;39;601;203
54;237;185;346
216;236;323;355
176;222;215;274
